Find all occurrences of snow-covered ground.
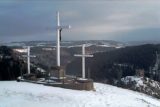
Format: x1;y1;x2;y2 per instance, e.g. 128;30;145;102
0;81;160;107
121;76;145;87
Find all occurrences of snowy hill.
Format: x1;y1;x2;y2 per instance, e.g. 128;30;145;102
0;81;160;107
3;40;125;48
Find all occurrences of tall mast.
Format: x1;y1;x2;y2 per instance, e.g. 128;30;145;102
56;11;60;66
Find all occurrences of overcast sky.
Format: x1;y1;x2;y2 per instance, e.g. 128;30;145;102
0;0;160;42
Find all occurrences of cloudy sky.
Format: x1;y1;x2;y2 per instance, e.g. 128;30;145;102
0;0;160;42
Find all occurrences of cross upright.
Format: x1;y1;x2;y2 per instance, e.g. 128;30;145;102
22;46;36;74
74;44;93;78
56;11;71;67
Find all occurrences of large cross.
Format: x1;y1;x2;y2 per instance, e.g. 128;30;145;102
56;11;71;67
22;46;36;74
74;44;93;78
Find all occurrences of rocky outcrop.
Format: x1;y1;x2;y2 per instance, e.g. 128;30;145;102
119;76;160;98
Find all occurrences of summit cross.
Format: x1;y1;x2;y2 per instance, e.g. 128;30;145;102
74;44;93;78
56;11;71;67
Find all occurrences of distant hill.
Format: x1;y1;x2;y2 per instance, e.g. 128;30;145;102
66;44;160;83
3;40;125;48
12;40;120;70
0;40;123;79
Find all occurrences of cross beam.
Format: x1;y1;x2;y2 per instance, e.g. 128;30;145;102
22;46;36;74
56;11;71;67
74;44;93;78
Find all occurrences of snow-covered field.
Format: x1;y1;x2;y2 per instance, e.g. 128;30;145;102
0;81;160;107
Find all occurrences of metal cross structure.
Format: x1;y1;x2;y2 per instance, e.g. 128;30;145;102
74;44;93;78
56;11;71;67
22;46;36;74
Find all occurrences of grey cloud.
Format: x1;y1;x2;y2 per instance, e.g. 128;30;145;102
0;0;160;42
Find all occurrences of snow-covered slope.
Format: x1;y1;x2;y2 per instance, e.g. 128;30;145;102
0;81;160;107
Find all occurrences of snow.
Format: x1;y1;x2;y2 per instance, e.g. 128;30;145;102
0;81;160;107
97;44;111;47
121;76;160;89
121;76;160;98
42;48;55;51
121;76;145;87
77;78;88;80
13;49;28;53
